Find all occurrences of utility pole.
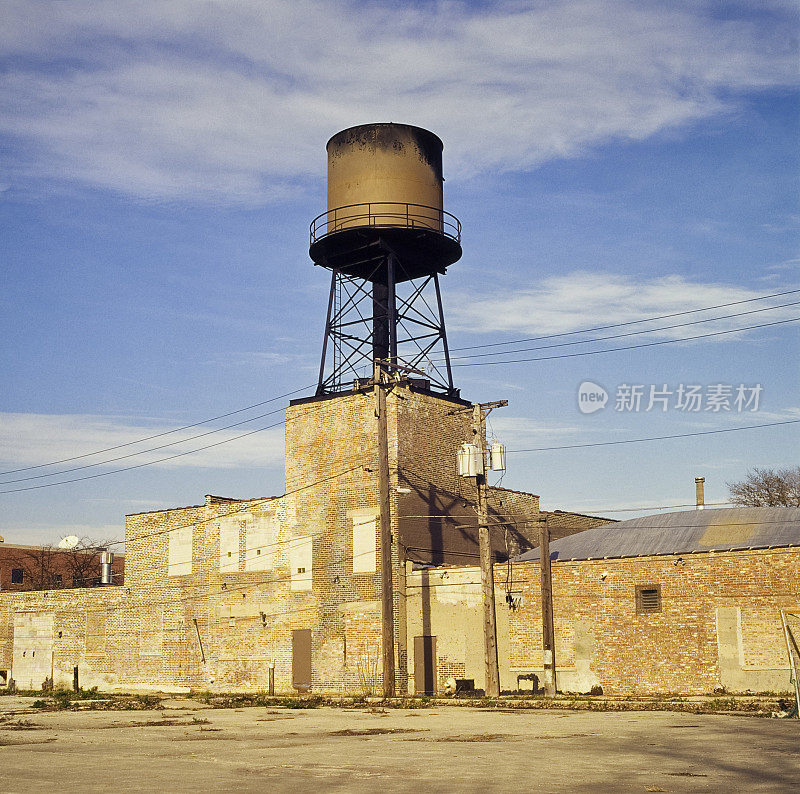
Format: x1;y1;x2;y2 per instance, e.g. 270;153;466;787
469;400;507;697
539;515;556;696
374;360;395;698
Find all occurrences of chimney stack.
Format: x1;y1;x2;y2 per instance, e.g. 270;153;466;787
695;477;705;510
100;551;114;585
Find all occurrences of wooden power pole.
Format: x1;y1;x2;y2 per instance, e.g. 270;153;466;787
471;401;506;698
539;516;556;696
374;361;395;697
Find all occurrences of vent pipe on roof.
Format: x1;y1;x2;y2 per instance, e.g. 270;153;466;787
100;551;114;585
695;477;705;510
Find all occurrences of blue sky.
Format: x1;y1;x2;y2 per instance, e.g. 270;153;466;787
0;0;797;545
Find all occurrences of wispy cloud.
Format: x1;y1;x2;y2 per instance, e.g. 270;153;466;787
489;416;585;446
0;1;795;202
0;523;125;546
448;271;800;338
0;412;285;473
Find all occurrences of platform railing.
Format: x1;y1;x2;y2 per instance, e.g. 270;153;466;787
310;202;461;246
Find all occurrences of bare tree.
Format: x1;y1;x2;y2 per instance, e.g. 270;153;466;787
5;537;117;590
5;545;62;590
727;466;800;507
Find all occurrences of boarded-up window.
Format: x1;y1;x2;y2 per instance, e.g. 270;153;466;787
352;516;377;574
245;514;273;572
168;525;192;576
289;536;312;591
219;517;240;573
636;585;662;613
138;608;163;655
85;610;107;654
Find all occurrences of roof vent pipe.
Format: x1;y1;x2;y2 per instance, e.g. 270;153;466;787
695;477;705;510
100;551;114;585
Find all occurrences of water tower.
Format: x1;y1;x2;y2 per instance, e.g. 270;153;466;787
309;123;462;396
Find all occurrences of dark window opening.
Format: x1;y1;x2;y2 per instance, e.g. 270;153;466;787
11;568;23;584
636;585;662;613
0;670;7;686
52;574;63;588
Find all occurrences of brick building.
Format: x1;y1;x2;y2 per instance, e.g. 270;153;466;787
504;507;800;695
403;507;800;696
0;383;609;692
5;390;793;697
0;542;124;592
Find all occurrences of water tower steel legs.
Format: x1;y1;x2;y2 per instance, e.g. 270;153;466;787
432;272;454;394
372;254;397;365
316;249;455;396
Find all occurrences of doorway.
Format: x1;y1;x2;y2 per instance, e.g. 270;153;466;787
292;629;312;693
414;635;436;695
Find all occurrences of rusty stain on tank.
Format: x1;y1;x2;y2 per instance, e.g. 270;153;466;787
326;123;444;233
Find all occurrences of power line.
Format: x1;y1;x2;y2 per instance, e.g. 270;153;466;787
451;315;800;366
507;418;800;453
0;392;357;494
448;287;800;352
7;290;796;478
0;382;316;476
447;299;800;361
0;420;285;494
0;403;288;485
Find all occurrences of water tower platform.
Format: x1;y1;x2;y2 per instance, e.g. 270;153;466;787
309;202;462;283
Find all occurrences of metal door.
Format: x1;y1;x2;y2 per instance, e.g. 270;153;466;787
414;635;436;695
292;629;312;692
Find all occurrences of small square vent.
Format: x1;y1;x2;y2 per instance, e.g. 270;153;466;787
636;585;662;613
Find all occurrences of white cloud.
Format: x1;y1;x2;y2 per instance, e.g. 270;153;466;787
490;416;585;447
0;0;795;202
0;412;285;476
0;524;125;546
447;271;800;340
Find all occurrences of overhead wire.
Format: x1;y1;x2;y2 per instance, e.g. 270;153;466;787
451;315;800;367
0;403;290;485
0;382;317;476
446;299;800;361
5;289;797;480
447;287;800;352
506;418;800;453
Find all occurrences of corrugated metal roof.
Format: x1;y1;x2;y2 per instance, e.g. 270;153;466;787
515;507;800;562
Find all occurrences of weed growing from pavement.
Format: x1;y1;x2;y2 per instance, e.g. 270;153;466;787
31;691;162;711
15;689;788;717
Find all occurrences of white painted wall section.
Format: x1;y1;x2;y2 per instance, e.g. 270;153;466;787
289;536;312;591
168;524;192;576
245;514;273;571
219;516;241;573
352;516;377;573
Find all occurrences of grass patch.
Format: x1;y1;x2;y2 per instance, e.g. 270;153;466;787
29;691;163;712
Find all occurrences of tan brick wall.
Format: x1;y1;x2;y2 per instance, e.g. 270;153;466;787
539;510;616;540
0;385;576;695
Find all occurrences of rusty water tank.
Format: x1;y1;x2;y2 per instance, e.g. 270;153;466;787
327;123;444;233
309;123;461;281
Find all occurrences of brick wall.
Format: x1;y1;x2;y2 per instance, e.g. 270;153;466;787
504;548;800;695
539;510;616;540
0;384;592;695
